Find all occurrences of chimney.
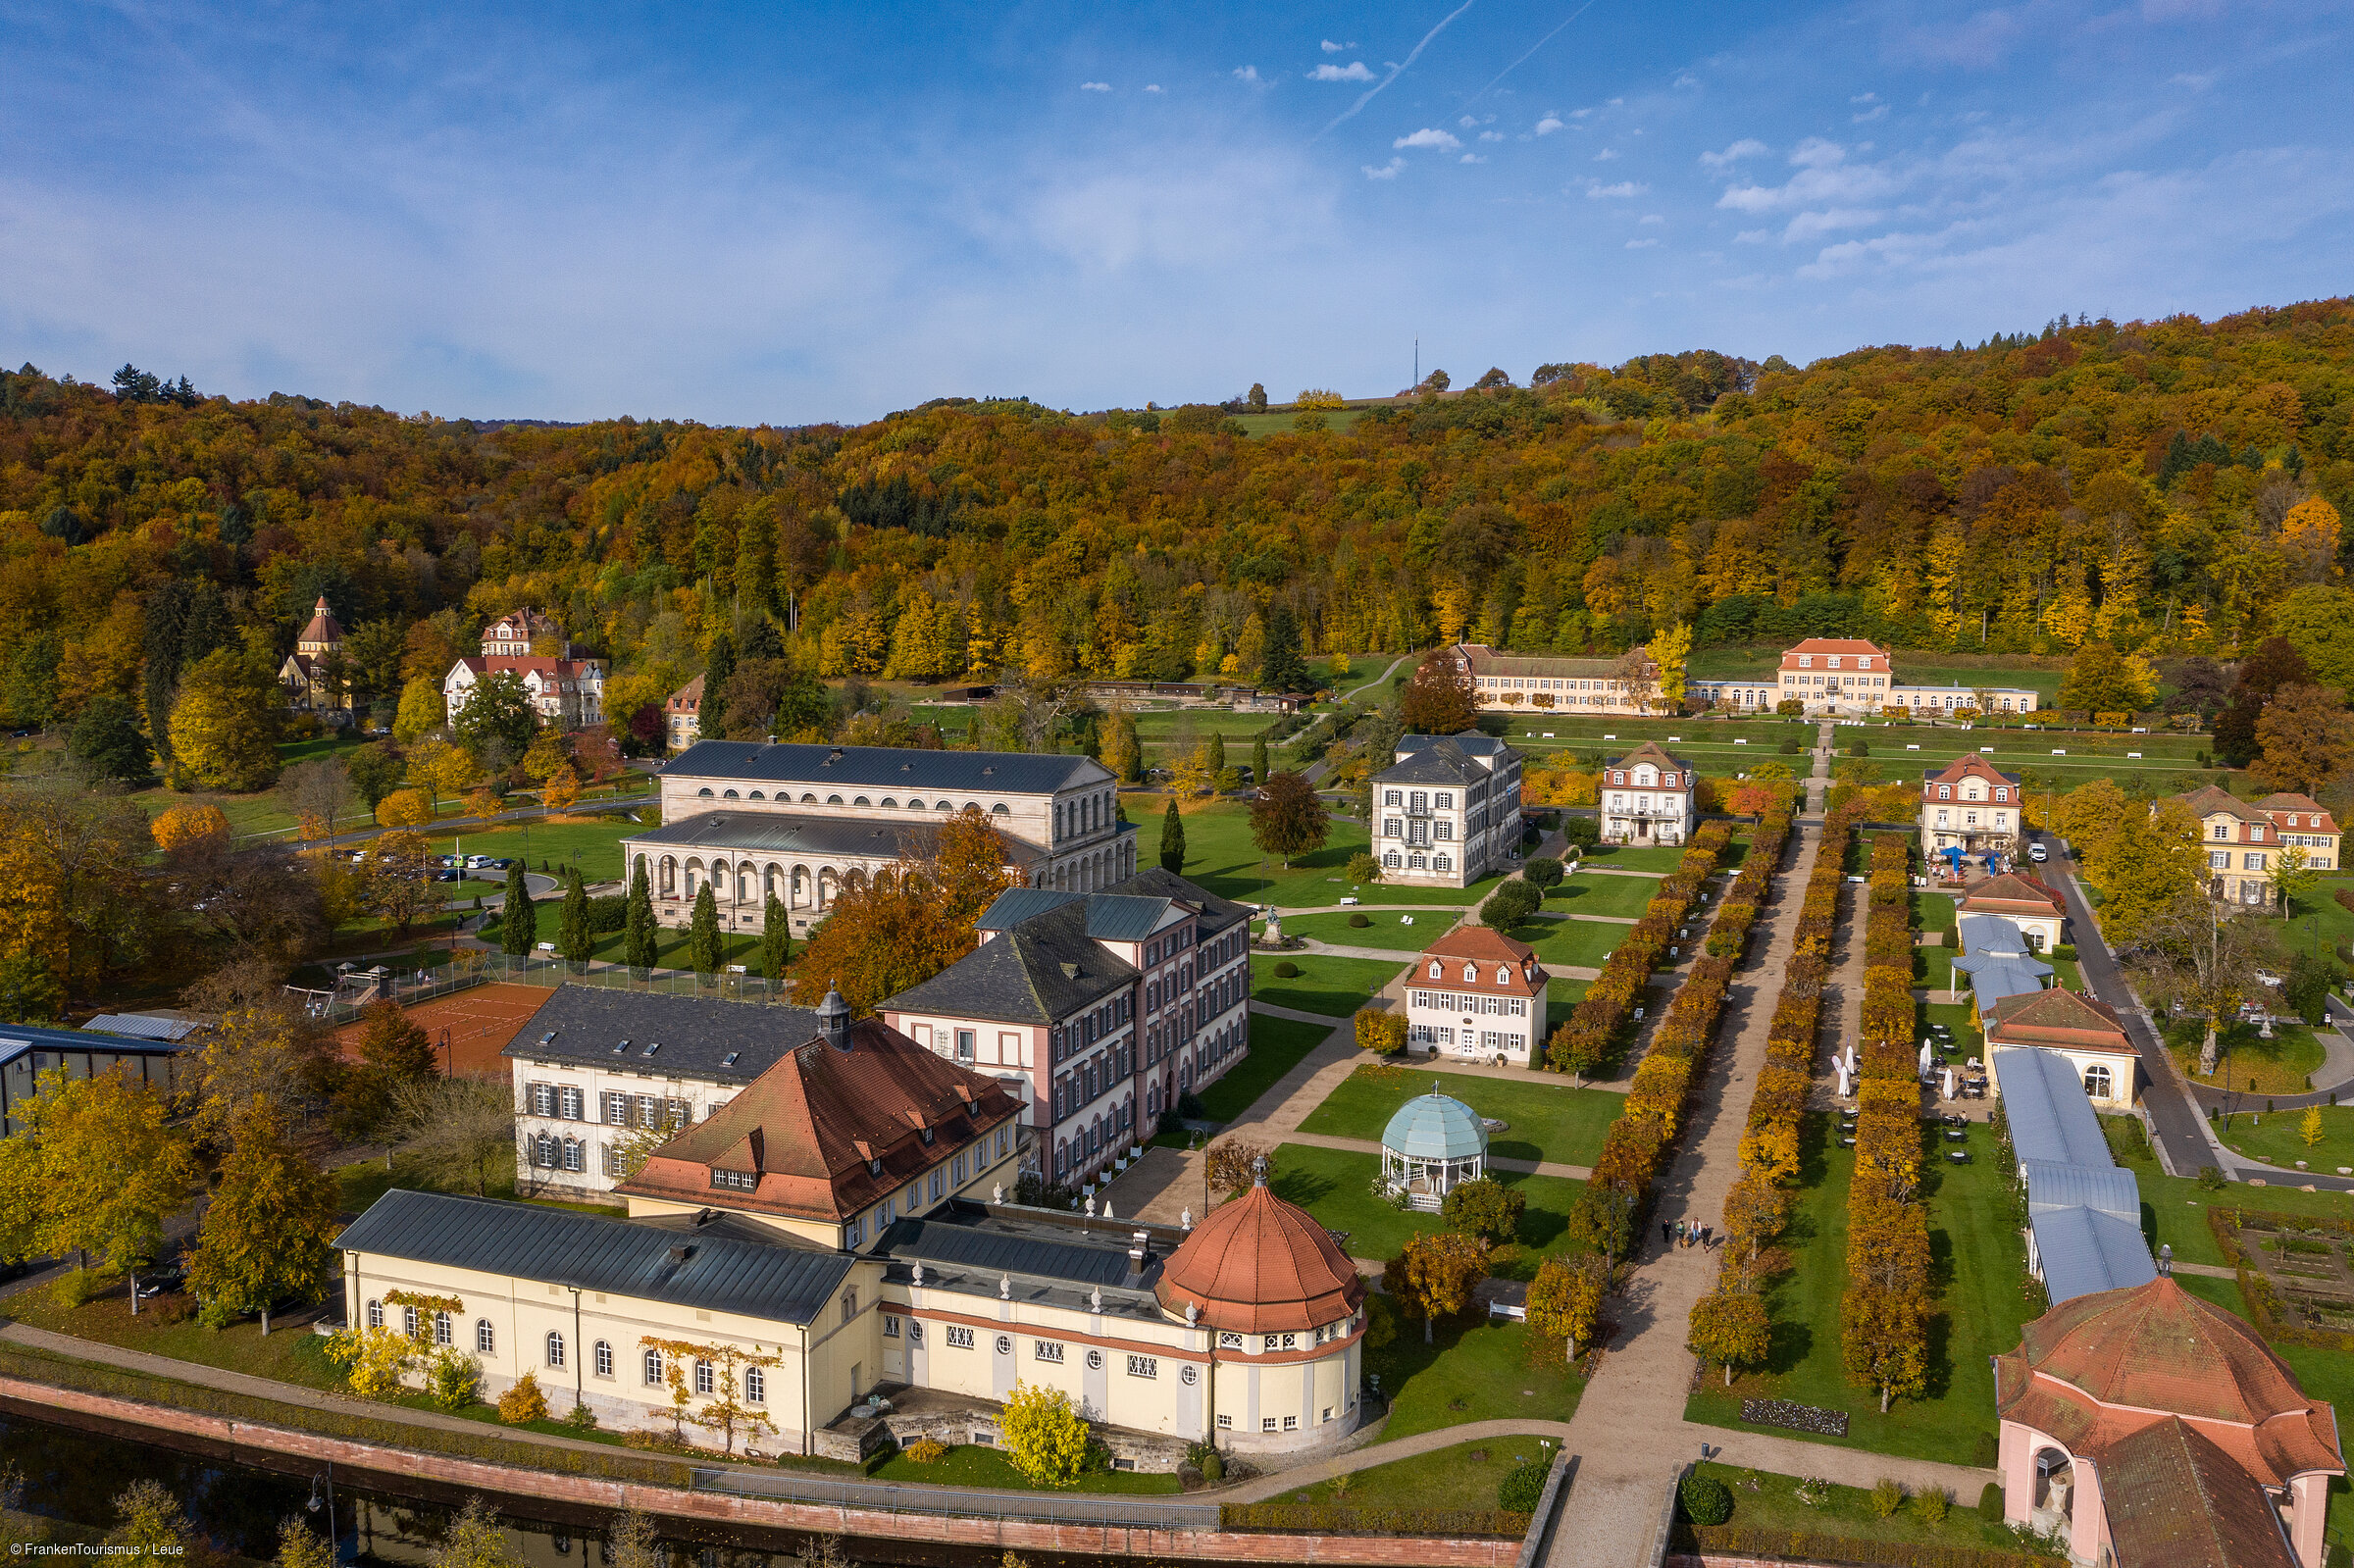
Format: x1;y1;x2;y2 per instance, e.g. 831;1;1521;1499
818;984;851;1050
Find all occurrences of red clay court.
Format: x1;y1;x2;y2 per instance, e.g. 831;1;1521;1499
333;982;551;1078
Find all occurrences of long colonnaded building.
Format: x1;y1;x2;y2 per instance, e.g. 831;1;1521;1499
621;741;1134;936
1442;638;2039;718
337;988;1367;1465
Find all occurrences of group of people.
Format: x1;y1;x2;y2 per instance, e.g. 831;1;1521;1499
1663;1218;1714;1251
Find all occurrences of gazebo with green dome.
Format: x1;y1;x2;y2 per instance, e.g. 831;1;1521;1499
1380;1085;1490;1211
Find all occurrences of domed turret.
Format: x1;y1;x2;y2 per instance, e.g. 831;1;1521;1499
1155;1176;1362;1334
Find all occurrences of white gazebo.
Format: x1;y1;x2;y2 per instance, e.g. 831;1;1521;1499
1381;1087;1490;1211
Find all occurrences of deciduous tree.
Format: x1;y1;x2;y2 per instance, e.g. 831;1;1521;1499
0;1067;196;1290
169;648;282;791
1249;771;1329;867
1440;1176;1525;1242
360;830;438;936
1400;651;1476;734
1687;1288;1771;1386
2253;683;2354;796
392;678;446;745
389;1076;514;1196
1382;1231;1489;1341
1525;1252;1605;1360
2132;892;2277;1075
451;671;537;758
185;1101;340;1333
151;802;230;854
998;1382;1090;1488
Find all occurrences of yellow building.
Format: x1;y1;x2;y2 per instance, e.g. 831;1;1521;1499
336;994;1367;1465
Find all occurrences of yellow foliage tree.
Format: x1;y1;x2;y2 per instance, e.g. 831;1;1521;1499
392;678;446;745
150;803;231;854
541;765;582;812
998;1382;1091;1488
1647;622;1694;711
169;648;282;791
376;787;434;829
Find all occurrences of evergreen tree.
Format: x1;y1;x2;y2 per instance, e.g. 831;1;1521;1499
1252;733;1268;786
761;894;791;982
625;859;658;970
1259;607;1307;693
558;868;590;962
688;884;723;976
1159;798;1187;875
67;695;154;785
500;863;537;955
1208;731;1226;776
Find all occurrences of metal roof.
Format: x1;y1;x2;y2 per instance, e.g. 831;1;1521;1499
873;1209;1149;1290
0;1023;192;1065
498;985;824;1085
335;1188;852;1326
664;741;1110;795
1958;914;2036;957
77;1014;202;1042
974;888;1179;942
884;901;1138;1024
1381;1089;1489;1161
2032;1205;2159;1306
2023;1159;2141;1223
1954;948;2054;1012
1994;1047;2114;1170
625;810;972;861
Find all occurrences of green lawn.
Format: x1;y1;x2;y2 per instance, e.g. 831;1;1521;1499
1251;952;1403;1016
0;1280;350;1391
1197;1014;1332;1123
1681;1464;2026;1553
2220;1104;2354;1171
871;1442;1184;1494
1370;1315;1587;1441
1511;918;1632;972
1545;874;1663;918
1578;842;1707;874
2111;1146;2354;1268
1916;890;1960;934
424;816;644;884
1687;1118;2032;1466
1126;796;1513;910
1262;909;1460;951
1922;998;1983;1059
1299;1065;1619;1168
1229;407;1373;438
2167;1015;2328;1096
1270;1142;1586;1280
581;925;773;973
1319;1431;1561;1511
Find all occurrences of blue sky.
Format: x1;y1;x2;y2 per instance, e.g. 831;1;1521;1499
3;1;2350;424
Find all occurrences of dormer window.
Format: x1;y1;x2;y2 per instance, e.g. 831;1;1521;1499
1461;962;1477;983
919;1127;934;1145
1799;655;1813;668
1938;786;1951;800
1428;960;1442;979
710;1168;756;1192
1495;966;1510;984
1828;656;1841;669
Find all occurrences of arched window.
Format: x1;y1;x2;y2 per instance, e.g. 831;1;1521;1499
853;796;870;806
881;797;898;808
992;802;1010;816
697;787;713;798
594;1340;613;1378
434;1311;453;1346
748;789;765;799
694;1360;715;1395
2083;1064;2114;1100
827;794;844;805
546;1331;566;1368
643;1348;663;1385
366;1298;384;1329
745;1366;766;1403
403;1305;420;1338
937;800;953;811
476;1319;495;1353
723;789;740;799
907;797;925;810
800;793;817;803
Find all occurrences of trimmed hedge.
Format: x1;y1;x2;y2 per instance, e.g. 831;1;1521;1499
1219;1503;1531;1537
1681;1525;2063;1568
1844;834;1931;1408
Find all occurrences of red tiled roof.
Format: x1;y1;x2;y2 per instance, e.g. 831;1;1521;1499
2099;1418;2301;1568
1987;986;2133;1056
2256;793;2340;835
1416;926;1548;997
1155;1179;1365;1334
619;1018;1022;1225
1961;873;2065;917
1780;638;1889;658
668;673;705;712
1605;739;1692;783
1923;753;2021;786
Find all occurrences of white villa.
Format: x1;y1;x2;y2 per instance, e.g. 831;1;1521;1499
1600;739;1697;845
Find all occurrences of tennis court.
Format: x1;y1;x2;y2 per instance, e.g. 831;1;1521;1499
333;982;550;1078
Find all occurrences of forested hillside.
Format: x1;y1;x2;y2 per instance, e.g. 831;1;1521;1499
3;299;2352;745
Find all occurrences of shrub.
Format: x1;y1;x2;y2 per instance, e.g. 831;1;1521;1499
1177;1090;1204;1119
999;1382;1090;1488
1482;879;1541;929
427;1347;481;1411
1680;1473;1733;1527
1155;1109;1185;1138
904;1437;948;1464
1778;738;1800;754
496;1370;548;1425
1348;911;1370;928
1272;960;1301;979
2051;942;2076;961
1441;1177;1526;1242
1977;1482;2005;1522
2199;1165;2226;1190
196;1297;242;1331
1198;1448;1225;1483
1562;816;1601;848
1500;1459;1551;1513
50;1268;110;1310
1869;1478;1906;1520
1916;1486;1951;1525
565;1402;598;1431
1522;856;1563;890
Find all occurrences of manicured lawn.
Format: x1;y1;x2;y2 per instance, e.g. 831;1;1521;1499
1916;944;1954;993
1298;1064;1620;1168
1251;953;1403;1016
2167;1015;2327;1096
425;816;645;884
1687;1118;2033;1466
2111;1146;2354;1269
1126;796;1506;911
1682;1463;2022;1551
1270;1142;1586;1279
1922;999;1983;1059
1229;407;1373;438
1370;1314;1587;1440
2220;1104;2354;1171
1197;1014;1331;1124
871;1442;1184;1494
1916;890;1960;934
1512;918;1631;972
1544;874;1661;918
1262;909;1459;951
583;925;772;972
1579;842;1709;874
1320;1431;1561;1510
0;1281;350;1391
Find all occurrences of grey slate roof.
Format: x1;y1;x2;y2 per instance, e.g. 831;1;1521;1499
1376;740;1483;786
874;1208;1151;1290
625;810;988;863
2031;1204;2159;1306
334;1189;852;1326
976;889;1180;943
1402;732;1511;759
1105;866;1253;935
499;985;824;1086
1994;1047;2113;1170
884;898;1139;1024
665;741;1109;795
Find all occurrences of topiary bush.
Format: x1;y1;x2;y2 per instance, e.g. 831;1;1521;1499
1348;911;1371;928
496;1370;548;1425
1680;1473;1733;1526
1272;960;1301;979
1499;1459;1550;1512
1977;1482;2005;1522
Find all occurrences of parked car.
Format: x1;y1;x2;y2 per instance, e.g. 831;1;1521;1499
490;857;517;870
2027;840;2049;863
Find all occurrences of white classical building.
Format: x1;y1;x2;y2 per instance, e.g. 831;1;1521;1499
623;741;1135;935
1730;638;2041;717
1600;740;1697;845
1370;733;1525;888
1401;926;1549;1067
1440;643;1661;715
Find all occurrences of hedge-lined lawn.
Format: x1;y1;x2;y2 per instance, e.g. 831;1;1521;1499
1916;891;1960;934
1687;1118;2031;1466
870;1442;1184;1494
1681;1464;2018;1551
1263;909;1459;951
1270;1142;1585;1279
1121;797;1522;910
1198;1014;1332;1124
1513;918;1633;971
1373;1315;1588;1440
2221;1104;2354;1170
1545;875;1662;918
428;816;644;884
1921;999;1983;1059
1252;953;1404;1016
1580;842;1714;874
1322;1430;1561;1510
1298;1064;1620;1168
2168;1015;2328;1096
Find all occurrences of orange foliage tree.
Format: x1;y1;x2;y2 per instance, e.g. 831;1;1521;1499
789;807;1024;1014
151;803;231;855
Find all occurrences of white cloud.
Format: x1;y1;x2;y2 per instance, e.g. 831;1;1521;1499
1673;74;1699;88
1640;213;1664;224
1232;66;1260;83
1321;39;1356;52
1594;148;1619;161
1080;81;1110;92
1311;62;1374;81
1735;228;1770;242
1478;130;1504;142
1789;137;1846;168
2171;72;2215;90
1700;138;1767;168
1535;117;1564;135
1853;102;1889;123
1851;91;1879;105
1362;158;1404;179
1144;83;1163;93
1458;115;1477;127
1395;127;1461;151
1570;108;1595;119
1783;207;1881;241
1626;237;1660;248
1586;180;1647;197
1459;153;1485;164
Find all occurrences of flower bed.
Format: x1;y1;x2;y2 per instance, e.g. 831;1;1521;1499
1737;1396;1850;1437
